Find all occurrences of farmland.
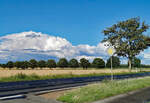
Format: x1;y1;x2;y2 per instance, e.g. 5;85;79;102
0;68;137;78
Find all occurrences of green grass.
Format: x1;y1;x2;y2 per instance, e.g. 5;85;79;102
0;71;147;82
58;77;150;103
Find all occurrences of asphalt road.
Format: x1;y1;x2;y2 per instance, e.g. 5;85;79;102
0;95;62;103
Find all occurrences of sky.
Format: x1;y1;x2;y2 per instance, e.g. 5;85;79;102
0;0;150;64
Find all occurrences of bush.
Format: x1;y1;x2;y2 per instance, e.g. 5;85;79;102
92;58;105;68
57;58;68;68
69;58;79;68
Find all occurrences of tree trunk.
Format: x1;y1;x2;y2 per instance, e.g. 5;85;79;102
128;58;132;72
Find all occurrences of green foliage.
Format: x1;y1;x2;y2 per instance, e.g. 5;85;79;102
106;56;120;68
6;61;14;68
1;64;6;68
15;73;28;79
38;60;46;68
14;61;22;69
92;58;105;68
102;17;150;69
132;57;141;68
46;59;56;68
23;61;30;69
58;77;150;103
80;58;90;69
69;58;79;68
29;59;37;69
57;58;68;68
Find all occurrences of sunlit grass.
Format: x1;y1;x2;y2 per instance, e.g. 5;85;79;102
58;77;150;103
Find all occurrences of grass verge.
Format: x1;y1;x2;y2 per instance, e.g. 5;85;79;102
58;76;150;103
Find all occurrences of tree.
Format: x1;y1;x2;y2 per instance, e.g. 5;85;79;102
20;61;29;69
69;58;79;68
80;58;90;69
38;60;46;68
14;61;22;69
102;17;150;71
132;57;141;68
57;58;68;68
1;64;6;68
92;58;105;68
46;59;56;68
29;59;37;69
6;61;14;68
106;56;120;68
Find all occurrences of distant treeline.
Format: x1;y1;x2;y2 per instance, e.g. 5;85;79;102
0;56;144;69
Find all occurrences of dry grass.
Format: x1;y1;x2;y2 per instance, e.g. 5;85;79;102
0;67;136;78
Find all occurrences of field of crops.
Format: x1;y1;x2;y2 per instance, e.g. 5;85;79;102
0;68;137;77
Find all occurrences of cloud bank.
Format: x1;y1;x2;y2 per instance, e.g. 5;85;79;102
0;31;149;64
0;31;109;63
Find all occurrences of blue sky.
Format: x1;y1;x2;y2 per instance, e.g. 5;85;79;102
1;0;150;45
0;0;150;64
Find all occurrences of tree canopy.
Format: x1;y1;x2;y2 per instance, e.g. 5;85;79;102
106;56;120;68
57;58;68;68
102;17;150;70
29;59;37;69
132;57;141;68
69;58;79;68
92;58;105;68
80;58;90;69
46;59;56;68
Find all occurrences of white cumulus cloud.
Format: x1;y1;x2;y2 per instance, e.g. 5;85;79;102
1;31;148;64
0;31;108;62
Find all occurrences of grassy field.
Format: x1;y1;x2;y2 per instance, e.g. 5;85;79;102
58;77;150;103
0;70;143;82
0;68;137;78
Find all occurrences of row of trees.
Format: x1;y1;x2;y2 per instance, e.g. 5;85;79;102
0;56;141;69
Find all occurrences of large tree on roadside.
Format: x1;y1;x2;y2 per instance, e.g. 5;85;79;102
102;17;150;71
